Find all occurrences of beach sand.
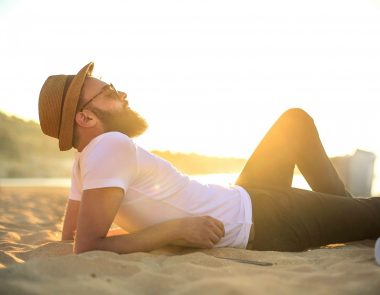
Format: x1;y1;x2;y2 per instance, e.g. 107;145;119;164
0;187;379;295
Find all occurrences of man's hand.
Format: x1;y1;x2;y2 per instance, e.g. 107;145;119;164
171;216;225;249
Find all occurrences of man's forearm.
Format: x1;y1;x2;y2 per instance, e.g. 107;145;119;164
61;199;80;241
75;219;182;254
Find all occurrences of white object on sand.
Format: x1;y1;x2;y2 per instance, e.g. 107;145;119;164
375;237;380;266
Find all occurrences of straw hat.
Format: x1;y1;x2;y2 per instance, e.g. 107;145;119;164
39;62;94;151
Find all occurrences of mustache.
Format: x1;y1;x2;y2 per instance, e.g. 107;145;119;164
122;101;129;109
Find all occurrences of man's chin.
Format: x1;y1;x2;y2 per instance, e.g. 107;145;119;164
125;123;148;138
92;106;148;138
104;118;148;138
124;113;148;137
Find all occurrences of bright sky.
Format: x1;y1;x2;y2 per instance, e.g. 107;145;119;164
1;0;380;162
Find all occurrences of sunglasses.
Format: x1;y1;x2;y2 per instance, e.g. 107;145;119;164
79;83;122;112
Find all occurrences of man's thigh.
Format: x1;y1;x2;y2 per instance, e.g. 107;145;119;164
244;185;380;251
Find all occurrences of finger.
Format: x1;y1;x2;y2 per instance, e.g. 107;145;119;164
204;216;225;237
219;221;225;237
211;223;224;239
209;232;221;244
212;219;225;237
205;216;222;227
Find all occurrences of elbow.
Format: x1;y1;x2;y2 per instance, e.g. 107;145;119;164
61;229;76;242
61;234;74;242
73;245;89;255
74;238;99;254
73;243;91;254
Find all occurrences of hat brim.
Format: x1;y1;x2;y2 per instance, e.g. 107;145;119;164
58;62;94;151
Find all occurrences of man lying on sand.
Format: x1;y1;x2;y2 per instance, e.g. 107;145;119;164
38;62;380;254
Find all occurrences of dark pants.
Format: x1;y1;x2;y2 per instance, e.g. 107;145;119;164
235;108;380;252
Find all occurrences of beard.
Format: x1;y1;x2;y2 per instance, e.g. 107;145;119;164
91;104;148;138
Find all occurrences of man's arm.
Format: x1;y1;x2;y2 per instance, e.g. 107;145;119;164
61;197;126;240
74;187;225;254
61;199;80;241
106;227;129;237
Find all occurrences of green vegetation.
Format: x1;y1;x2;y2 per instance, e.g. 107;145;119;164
0;112;246;178
0;112;74;177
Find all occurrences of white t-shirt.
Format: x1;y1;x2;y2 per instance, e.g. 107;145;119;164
69;132;253;248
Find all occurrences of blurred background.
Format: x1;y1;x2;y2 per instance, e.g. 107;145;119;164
1;0;380;195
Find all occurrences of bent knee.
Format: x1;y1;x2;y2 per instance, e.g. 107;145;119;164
280;108;314;125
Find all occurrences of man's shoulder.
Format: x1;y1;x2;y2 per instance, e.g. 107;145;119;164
83;132;134;157
94;131;132;146
99;131;131;141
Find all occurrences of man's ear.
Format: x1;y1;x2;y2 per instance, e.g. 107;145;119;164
75;110;97;128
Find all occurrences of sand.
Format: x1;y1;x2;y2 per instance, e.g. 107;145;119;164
0;187;379;295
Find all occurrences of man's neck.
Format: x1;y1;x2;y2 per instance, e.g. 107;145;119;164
76;130;104;152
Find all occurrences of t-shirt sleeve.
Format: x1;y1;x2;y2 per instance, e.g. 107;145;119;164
79;132;138;193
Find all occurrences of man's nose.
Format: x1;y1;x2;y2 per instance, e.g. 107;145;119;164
117;90;126;100
120;94;128;105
